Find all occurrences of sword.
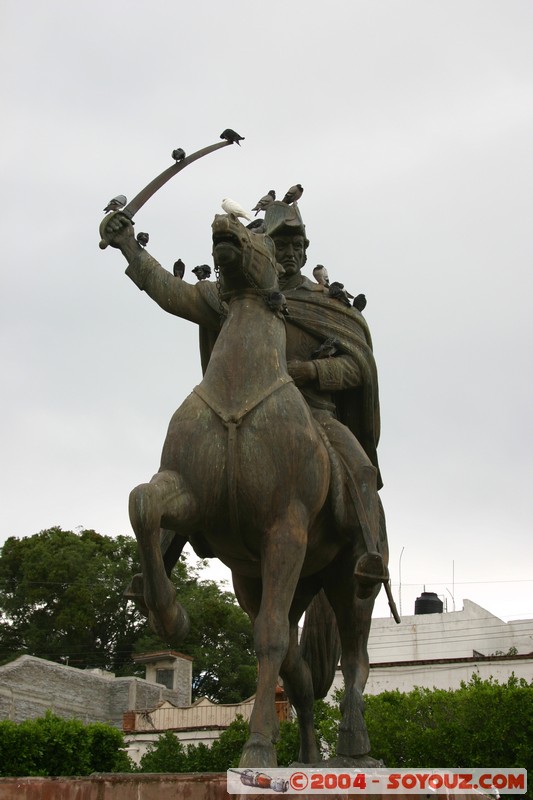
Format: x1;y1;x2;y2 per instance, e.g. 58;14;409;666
99;139;233;249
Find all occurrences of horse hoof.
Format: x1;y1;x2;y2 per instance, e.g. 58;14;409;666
239;732;277;769
148;603;190;646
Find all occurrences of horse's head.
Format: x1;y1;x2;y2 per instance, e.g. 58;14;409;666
212;214;280;298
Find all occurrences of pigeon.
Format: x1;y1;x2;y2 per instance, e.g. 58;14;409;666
328;281;353;307
136;232;149;247
192;264;212;281
313;264;330;287
220;128;245;146
246;218;266;233
282;184;304;204
266;291;289;315
103;194;127;213
221;198;252;221
353;293;367;312
171;148;186;162
173;258;185;278
252;190;276;216
311;337;340;359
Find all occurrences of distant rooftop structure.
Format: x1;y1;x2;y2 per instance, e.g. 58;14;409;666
367;598;533;664
132;651;192;703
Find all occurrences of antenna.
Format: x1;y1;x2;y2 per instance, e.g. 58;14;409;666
452;560;456;610
446;560;456;611
398;546;405;617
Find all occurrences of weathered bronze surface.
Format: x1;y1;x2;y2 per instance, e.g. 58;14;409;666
99;197;393;768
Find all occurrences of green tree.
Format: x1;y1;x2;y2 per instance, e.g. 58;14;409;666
0;527;257;702
364;674;533;772
315;676;532;785
0;527;144;673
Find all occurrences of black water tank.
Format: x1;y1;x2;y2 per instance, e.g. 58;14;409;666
414;591;443;615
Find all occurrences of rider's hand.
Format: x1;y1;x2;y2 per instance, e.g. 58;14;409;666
287;360;318;386
99;211;136;250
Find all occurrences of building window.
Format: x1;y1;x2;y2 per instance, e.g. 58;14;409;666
156;668;174;690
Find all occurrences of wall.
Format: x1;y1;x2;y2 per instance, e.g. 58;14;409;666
0;656;185;728
367;599;533;664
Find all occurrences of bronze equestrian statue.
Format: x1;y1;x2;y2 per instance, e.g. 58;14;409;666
99;198;395;768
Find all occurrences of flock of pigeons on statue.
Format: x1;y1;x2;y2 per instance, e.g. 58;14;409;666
220;184;303;224
101;129;365;311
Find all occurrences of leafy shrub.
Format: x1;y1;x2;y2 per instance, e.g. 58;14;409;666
365;674;533;774
138;730;187;773
0;712;133;776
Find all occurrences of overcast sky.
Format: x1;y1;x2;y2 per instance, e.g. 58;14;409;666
1;0;532;627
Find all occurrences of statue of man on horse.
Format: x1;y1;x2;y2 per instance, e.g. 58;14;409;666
99;192;397;767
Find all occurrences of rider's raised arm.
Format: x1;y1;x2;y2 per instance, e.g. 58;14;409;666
125;249;220;328
100;211;220;329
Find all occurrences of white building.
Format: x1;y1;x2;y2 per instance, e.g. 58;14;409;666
329;598;533;698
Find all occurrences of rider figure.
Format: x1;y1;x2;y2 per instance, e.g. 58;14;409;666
262;201;388;596
101;200;388;596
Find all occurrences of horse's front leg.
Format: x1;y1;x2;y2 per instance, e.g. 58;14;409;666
239;507;308;769
129;469;196;644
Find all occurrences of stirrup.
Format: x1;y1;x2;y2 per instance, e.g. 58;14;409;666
354;552;389;599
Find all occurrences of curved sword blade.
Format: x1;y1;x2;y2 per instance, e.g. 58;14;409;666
99;139;233;249
123;139;232;218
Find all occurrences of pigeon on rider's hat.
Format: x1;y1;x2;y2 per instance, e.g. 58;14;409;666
282;184;304;204
173;258;185;278
252;190;276;215
192;264;212;281
221;198;253;221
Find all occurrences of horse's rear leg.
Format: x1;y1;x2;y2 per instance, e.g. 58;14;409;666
280;617;321;763
323;558;377;759
129;469;196;644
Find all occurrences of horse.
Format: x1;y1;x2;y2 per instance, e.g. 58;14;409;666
127;213;387;768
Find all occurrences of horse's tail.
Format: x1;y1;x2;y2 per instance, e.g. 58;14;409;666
300;589;341;700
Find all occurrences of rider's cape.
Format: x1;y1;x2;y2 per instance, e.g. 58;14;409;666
198;279;383;489
285;284;382;489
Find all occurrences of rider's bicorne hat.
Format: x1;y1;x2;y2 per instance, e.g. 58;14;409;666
263;201;309;247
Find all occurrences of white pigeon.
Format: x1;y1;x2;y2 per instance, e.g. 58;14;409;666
313;264;330;287
221;197;252;221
